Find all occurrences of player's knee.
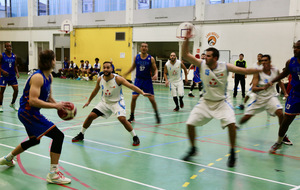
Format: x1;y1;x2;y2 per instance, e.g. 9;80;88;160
21;138;40;150
118;116;126;123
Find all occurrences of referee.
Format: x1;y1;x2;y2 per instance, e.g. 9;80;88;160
233;53;247;98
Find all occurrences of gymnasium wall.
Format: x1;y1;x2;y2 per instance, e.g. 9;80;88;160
70;27;132;78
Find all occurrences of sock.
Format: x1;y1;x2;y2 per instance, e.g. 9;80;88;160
6;152;14;161
155;110;159;116
179;96;183;105
50;164;58;173
130;130;136;137
173;97;179;108
277;136;284;144
189;91;192;94
81;128;87;134
230;148;235;155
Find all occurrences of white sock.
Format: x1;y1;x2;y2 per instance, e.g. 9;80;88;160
50;164;58;173
277;136;284;144
189;91;192;94
6;152;14;161
81;128;87;134
130;130;136;137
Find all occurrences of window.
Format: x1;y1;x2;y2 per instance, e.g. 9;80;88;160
209;0;256;4
38;0;71;16
82;0;126;13
138;0;195;10
115;32;125;41
0;0;27;18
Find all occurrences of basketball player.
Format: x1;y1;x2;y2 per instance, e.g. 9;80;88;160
267;40;300;153
0;42;19;112
0;50;71;184
237;53;263;110
187;53;204;98
123;42;161;124
181;30;261;167
72;61;151;146
164;52;188;111
58;57;69;78
239;55;292;145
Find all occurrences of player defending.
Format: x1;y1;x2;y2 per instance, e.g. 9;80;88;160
181;29;261;167
72;61;151;146
0;50;71;184
239;55;292;145
267;40;300;153
123;42;161;124
164;52;188;111
0;42;19;112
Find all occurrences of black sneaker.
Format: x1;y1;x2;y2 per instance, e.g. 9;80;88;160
173;107;179;112
188;93;195;98
227;150;236;167
182;147;197;161
239;104;244;110
282;135;293;145
180;102;184;108
128;114;135;123
72;132;84;142
155;113;161;124
132;136;140;146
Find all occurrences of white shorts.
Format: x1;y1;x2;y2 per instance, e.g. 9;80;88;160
245;96;282;116
186;98;236;128
94;100;126;119
170;81;184;97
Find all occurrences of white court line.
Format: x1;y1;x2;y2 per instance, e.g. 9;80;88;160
0;143;165;190
291;186;300;190
1;119;297;188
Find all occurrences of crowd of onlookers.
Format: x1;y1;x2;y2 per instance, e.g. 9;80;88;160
57;57;115;81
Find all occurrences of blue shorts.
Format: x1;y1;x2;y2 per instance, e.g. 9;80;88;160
0;76;18;87
132;78;154;95
285;91;300;115
193;71;201;83
18;109;56;140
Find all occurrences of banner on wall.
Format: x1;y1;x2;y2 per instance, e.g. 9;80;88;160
206;32;219;46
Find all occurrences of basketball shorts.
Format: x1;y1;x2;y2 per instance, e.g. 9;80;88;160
132;78;154;95
18;109;56;140
170;81;184;97
186;98;236;128
94;100;126;119
0;76;18;87
245;96;282;116
193;71;201;83
285;91;300;115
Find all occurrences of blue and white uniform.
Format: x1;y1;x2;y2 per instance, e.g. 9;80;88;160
187;61;235;128
0;52;18;87
166;60;184;97
94;74;126;118
285;57;300;115
18;70;55;140
193;66;201;83
133;54;154;95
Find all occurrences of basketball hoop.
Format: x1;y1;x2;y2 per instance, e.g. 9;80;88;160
58;19;73;35
176;22;196;40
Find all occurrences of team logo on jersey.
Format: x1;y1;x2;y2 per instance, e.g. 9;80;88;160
216;73;224;77
205;69;210;76
172;70;177;75
206;32;219;46
209;78;218;86
105;89;111;96
264;79;268;83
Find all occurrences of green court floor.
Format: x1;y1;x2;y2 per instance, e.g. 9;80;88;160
0;74;299;190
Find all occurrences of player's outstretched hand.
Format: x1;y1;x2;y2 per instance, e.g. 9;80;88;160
165;81;169;87
264;82;273;90
152;74;158;81
83;101;90;108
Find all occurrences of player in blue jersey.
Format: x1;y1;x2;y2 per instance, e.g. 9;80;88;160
267;40;300;153
123;43;161;124
0;42;19;112
0;50;71;184
58;57;69;78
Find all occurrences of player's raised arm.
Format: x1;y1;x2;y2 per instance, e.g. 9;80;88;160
181;29;202;68
227;63;261;75
271;60;291;84
123;56;137;78
117;76;150;96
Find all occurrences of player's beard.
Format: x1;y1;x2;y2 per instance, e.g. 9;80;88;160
104;71;111;76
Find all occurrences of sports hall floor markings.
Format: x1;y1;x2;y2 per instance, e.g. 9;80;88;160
0;113;299;189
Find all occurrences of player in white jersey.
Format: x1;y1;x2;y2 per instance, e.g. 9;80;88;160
239;55;291;144
164;52;188;111
237;53;263;110
72;61;151;146
181;29;261;167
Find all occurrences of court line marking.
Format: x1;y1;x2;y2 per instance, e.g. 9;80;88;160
0;143;165;190
291;186;300;190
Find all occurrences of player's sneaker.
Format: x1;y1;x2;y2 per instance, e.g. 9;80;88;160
173;107;179;112
199;92;203;98
180;102;184;108
72;132;84;142
188;93;195;97
132;136;140;146
128;114;135;123
0;156;15;167
9;104;18;111
47;169;71;184
182;147;197;161
227;150;236;167
155;113;161;124
269;142;282;153
0;106;3;112
283;135;293;145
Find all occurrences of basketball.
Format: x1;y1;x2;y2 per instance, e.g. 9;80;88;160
57;102;77;120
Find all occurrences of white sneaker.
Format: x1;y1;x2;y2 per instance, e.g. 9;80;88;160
9;104;18;111
0;156;15;167
47;169;71;184
0;106;3;112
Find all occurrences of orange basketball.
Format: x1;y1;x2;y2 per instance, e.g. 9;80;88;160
57;102;77;121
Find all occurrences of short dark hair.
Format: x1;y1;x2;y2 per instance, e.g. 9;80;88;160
80;60;84;63
38;50;55;71
262;54;271;61
205;47;219;60
4;42;11;48
95;58;99;61
239;53;244;57
258;53;263;56
103;61;113;67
